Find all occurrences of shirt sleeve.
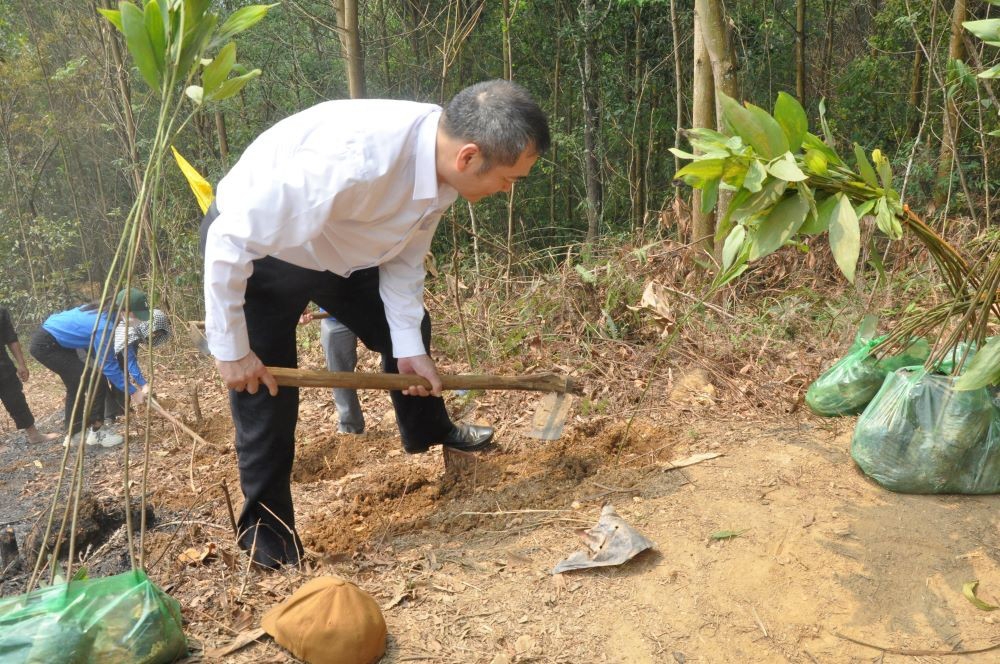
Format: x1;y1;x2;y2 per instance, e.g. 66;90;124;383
203;148;369;361
379;216;442;358
123;344;147;388
93;324;132;393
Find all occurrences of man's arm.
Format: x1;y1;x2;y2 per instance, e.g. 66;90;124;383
8;340;29;382
377;214;444;397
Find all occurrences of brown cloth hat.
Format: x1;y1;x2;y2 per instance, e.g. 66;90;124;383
261;576;387;664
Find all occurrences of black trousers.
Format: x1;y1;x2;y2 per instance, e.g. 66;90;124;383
104;354;128;420
203;206;454;566
29;329;107;435
0;368;34;430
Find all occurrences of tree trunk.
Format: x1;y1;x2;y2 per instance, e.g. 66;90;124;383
907;45;924;138
333;0;366;98
695;0;739;118
214;110;230;167
581;0;603;244
670;0;684;203
691;6;716;254
795;0;806;103
934;0;968;206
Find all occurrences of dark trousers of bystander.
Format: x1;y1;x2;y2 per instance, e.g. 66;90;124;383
0;367;34;430
28;329;106;436
201;206;456;568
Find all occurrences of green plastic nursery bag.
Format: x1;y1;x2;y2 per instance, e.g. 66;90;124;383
0;569;186;663
806;327;930;417
851;368;1000;494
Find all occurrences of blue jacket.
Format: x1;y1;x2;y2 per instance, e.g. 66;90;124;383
42;307;142;393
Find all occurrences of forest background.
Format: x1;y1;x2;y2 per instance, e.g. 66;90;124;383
0;0;996;332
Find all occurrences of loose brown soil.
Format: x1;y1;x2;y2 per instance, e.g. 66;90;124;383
3;248;1000;662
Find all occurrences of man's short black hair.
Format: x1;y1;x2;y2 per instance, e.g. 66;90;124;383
441;80;550;172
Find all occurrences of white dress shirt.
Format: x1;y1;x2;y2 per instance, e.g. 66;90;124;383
203;99;458;361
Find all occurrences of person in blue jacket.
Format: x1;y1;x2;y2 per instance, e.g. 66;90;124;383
105;308;171;422
29;288;152;447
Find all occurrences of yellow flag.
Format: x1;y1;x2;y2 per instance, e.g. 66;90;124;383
170;146;214;214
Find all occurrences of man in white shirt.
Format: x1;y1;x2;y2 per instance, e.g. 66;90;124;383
201;80;550;568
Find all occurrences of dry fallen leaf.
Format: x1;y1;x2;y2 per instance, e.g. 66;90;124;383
204;627;267;659
178;542;217;565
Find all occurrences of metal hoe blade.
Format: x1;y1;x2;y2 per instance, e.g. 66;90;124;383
526;392;572;440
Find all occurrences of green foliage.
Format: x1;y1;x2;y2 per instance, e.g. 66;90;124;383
674;92;904;287
99;0;268;101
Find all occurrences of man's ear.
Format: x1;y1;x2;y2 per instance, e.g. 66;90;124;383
455;143;480;172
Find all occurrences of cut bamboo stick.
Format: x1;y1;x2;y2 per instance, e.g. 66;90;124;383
267;366;582;395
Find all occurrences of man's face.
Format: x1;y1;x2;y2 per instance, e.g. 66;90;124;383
454;148;538;203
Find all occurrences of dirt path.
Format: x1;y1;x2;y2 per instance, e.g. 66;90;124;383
3;370;1000;663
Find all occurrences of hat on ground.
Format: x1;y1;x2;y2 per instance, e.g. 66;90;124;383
115;288;151;321
261;576;387;664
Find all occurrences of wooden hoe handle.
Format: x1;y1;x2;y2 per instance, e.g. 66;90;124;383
267;366;582;395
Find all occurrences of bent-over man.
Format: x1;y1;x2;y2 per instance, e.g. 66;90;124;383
202;80;550;568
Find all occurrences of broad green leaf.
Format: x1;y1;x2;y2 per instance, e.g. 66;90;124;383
746;103;791;157
729;178;788;224
801;194;836;234
829;193;861;283
205;68;261;101
144;0;166;74
872;148;893;190
798;181;818;222
802;132;843;165
177;13;217;82
773;91;808;152
767;153;808;182
97;8;124;32
700;177;720;215
202;42;236;95
804;149;828;175
964;19;1000;44
749;193;810;260
120;2;161;93
712;261;750;289
719;92;787;159
686;127;730;143
979;63;1000;79
721;160;748;187
669;147;697;160
674;159;726;187
743;160;767;193
722;225;747;269
963;580;1000;611
817;98;836;148
874;196;903;240
956;338;1000;390
853;143;879;188
211;4;277;49
185;84;204;105
854;198;876;219
183;0;212;27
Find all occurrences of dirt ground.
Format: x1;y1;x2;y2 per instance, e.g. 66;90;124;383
3;327;1000;664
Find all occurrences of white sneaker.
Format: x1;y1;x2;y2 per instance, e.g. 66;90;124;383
86;429;124;448
64;431;85;447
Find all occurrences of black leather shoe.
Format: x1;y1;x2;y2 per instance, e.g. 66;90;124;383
440;423;495;452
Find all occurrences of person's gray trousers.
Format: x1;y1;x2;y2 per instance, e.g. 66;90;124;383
320;317;365;433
